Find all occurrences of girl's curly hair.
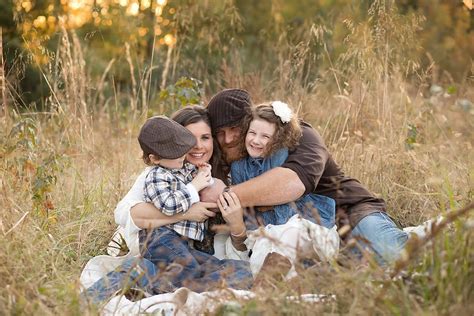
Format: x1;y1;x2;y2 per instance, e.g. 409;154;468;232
238;102;302;158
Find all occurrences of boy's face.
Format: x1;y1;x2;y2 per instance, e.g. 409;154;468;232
150;154;186;169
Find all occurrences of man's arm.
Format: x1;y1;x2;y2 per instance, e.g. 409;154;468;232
231;167;304;207
231;122;329;207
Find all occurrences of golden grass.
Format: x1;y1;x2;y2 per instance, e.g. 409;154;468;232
1;71;472;314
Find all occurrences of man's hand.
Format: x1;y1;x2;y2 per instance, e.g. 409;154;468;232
199;178;226;202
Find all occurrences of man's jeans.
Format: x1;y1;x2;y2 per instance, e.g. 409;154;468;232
349;212;409;265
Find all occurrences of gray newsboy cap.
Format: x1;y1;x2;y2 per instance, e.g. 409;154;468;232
207;89;252;130
138;116;197;159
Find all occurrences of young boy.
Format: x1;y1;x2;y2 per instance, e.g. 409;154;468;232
137;116;217;291
138;115;212;241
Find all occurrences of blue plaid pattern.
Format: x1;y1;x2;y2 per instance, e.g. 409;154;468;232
144;163;205;241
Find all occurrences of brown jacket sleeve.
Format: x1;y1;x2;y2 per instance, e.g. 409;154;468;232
281;121;329;195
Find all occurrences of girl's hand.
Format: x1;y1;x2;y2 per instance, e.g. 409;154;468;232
217;191;246;235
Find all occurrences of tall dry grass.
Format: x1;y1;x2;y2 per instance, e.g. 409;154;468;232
1;3;473;314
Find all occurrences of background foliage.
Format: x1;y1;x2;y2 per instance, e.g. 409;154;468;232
1;0;473;108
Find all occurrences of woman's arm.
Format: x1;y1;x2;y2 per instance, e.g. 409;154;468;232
131;201;218;229
115;167;216;230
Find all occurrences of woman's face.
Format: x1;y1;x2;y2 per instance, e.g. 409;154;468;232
185;120;214;166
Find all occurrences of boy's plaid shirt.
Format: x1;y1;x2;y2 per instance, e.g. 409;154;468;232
144;162;204;241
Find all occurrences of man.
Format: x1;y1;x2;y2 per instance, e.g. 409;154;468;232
206;88;409;264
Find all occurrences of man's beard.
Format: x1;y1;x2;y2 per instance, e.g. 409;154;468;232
221;143;241;164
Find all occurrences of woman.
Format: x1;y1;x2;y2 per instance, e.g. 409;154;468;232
82;106;252;304
115;106;231;256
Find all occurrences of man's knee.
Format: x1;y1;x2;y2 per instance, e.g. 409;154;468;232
350;212;408;264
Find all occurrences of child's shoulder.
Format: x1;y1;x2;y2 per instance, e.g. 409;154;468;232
145;165;173;180
263;148;288;167
270;148;289;158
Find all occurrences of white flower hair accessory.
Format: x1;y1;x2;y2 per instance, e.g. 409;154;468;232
271;101;293;124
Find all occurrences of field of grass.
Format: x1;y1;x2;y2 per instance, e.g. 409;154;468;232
1;6;473;315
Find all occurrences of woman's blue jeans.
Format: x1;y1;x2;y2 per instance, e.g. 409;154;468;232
349;212;409;265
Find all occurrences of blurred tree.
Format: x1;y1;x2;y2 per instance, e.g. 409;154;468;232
399;0;474;81
0;1;51;108
2;0;473;110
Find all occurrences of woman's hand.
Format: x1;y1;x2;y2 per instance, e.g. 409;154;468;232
217;191;246;236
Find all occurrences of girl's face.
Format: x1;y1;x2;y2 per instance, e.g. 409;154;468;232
185;120;214;166
245;118;276;158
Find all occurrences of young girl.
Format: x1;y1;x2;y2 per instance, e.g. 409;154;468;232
224;101;339;279
231;101;336;230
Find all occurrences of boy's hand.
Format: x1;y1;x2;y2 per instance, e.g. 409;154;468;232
191;167;212;191
196;162;211;169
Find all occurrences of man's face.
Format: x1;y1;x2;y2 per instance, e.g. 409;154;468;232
215;125;242;163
